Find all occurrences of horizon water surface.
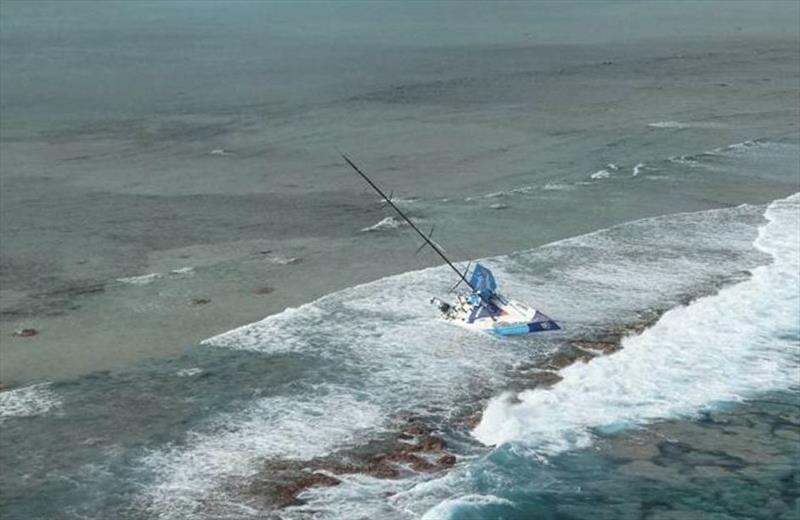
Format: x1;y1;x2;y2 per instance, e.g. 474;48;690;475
1;2;799;519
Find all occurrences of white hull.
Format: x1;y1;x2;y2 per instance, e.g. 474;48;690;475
433;293;560;336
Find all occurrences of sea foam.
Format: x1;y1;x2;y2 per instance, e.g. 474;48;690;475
0;383;61;420
152;195;788;519
361;216;403;232
473;193;800;453
648;120;724;129
143;388;383;519
421;494;514;520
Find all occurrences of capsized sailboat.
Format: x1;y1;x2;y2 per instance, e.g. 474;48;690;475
343;154;560;336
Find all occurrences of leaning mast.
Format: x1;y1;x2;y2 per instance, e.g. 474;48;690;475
341;154;476;293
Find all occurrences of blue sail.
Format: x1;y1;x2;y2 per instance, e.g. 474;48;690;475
469;263;497;298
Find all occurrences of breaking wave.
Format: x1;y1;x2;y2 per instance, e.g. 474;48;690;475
361;216;404;232
473;193;800;452
421;494;514;520
138;192;796;519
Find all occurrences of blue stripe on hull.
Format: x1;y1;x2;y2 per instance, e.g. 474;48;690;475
492;320;561;336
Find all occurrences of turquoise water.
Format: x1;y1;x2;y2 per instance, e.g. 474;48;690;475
1;2;799;519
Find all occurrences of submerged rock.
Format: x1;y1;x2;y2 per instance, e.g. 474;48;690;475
190;298;211;305
572;340;620;354
527;370;564;388
13;328;38;337
253;287;275;295
271;472;341;507
243;418;457;508
543;348;595;370
237;304;690;511
437;454;457;467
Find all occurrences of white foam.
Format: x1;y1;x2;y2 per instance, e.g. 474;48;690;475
116;272;164;285
175;368;203;377
421;494;514;520
143;388;383;519
117;267;194;285
489;203;509;210
649;121;685;129
473;193;800;453
632;163;645;176
0;383;61;419
158;270;521;517
361;216;403;232
711;140;757;153
590;169;611;179
648;120;723;129
154;196;784;518
510;185;536;194
378;197;416;207
265;255;301;265
667;154;704;168
541;182;573;191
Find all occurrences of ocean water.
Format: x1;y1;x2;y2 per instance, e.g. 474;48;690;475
1;2;799;519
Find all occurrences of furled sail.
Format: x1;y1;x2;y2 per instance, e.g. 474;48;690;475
469;263;497;299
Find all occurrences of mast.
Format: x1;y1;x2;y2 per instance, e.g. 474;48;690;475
342;154;476;292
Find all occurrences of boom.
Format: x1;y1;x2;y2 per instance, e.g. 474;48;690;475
342;154;476;292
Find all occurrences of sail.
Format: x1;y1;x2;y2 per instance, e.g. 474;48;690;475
469;263;497;298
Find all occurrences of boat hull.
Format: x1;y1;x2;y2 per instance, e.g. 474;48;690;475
435;294;560;336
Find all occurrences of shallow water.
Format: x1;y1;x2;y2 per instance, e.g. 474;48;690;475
2;195;798;519
1;2;799;519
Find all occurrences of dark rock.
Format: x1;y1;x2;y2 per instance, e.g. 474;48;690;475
402;423;428;436
253;287;275;295
243;419;459;509
528;370;564;388
191;298;211;305
544;348;594;370
416;434;446;452
361;460;400;479
437;454;457;467
386;451;431;469
572;340;621;354
461;410;483;429
272;472;341;507
13;328;38;337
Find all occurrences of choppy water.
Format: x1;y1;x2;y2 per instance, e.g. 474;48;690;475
1;2;799;519
1;193;797;519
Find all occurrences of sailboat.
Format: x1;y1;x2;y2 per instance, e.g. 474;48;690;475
343;154;560;336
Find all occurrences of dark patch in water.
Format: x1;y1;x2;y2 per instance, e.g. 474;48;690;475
239;418;454;509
